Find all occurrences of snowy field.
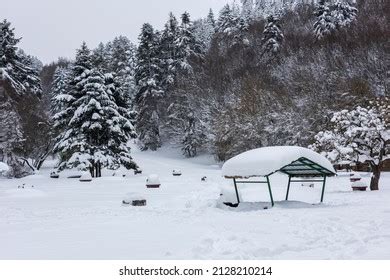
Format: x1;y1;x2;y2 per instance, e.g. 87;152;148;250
0;147;389;260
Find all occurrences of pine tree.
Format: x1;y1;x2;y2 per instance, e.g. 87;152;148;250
175;12;202;72
135;23;164;151
314;0;358;40
109;36;137;103
53;42;92;134
331;1;358;28
216;4;249;46
104;72;137;135
91;42;109;71
216;5;236;35
160;13;180;90
261;15;284;55
192;9;216;52
0;20;42;177
50;66;71;115
167;93;205;158
55;68;137;176
0;92;24;176
241;0;254;20
314;0;335;40
207;9;216;28
0;19;42;96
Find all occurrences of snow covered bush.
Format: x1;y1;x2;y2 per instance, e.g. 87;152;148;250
311;103;389;190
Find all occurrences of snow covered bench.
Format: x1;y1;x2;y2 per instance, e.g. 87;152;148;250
351;181;368;191
122;193;146;206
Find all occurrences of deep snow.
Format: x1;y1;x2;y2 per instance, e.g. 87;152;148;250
0;146;389;260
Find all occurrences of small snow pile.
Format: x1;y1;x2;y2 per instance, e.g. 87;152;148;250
146;174;160;186
79;172;92;182
222;146;335;178
217;186;242;205
0;162;10;176
172;169;182;176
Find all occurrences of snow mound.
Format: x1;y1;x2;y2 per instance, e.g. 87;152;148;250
0;162;9;173
123;192;146;202
79;172;92;182
352;181;368;188
146;174;160;185
222;146;336;178
217;186;242;204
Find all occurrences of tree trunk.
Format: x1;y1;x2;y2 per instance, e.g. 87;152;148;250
370;165;381;191
89;165;95;178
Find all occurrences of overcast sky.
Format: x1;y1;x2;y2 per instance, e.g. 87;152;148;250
1;0;230;64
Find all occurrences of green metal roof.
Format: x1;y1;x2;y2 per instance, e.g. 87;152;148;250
278;157;336;177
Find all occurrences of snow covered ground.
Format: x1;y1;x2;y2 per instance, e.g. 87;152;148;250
0;147;389;260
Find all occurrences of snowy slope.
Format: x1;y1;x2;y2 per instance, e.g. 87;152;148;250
0;146;389;260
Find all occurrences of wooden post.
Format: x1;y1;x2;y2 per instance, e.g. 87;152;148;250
321;176;327;203
266;176;274;207
233;178;240;204
285;175;291;201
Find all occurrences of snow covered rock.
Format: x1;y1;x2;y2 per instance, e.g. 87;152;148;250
172;169;182;176
79;172;92;182
146;174;160;188
122;193;146;206
50;171;60;179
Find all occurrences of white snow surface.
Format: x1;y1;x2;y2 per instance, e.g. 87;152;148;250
222;146;336;178
0;146;389;260
0;162;9;173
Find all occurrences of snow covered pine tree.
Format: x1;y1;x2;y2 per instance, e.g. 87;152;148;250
314;0;357;40
311;103;389;191
261;15;284;55
0;19;42;177
165;12;205;157
50;66;71;114
54;43;137;177
135;23;164;151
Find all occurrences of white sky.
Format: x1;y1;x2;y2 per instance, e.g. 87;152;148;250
1;0;230;64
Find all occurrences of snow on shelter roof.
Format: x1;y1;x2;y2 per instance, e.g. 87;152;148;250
222;146;336;178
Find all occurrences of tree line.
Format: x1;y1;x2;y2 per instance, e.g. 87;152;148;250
0;0;389;189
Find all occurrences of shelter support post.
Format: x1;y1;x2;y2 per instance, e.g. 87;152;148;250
285;175;292;201
266;176;274;207
233;178;240;204
320;176;327;203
